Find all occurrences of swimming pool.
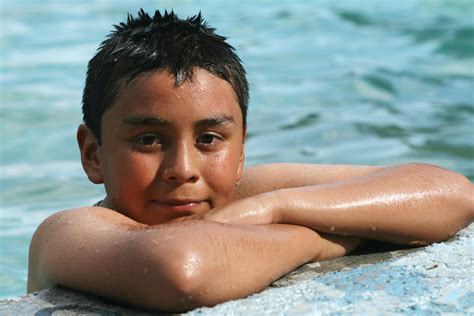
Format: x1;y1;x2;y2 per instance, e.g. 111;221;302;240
1;0;473;298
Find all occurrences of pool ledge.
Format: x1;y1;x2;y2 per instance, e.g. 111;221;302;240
1;224;472;315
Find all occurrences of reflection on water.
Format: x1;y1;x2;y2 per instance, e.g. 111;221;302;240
1;0;473;298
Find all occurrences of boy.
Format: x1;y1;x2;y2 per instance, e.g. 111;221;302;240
27;10;473;312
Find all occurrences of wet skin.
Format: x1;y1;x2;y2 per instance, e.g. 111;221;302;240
33;73;472;311
80;68;245;225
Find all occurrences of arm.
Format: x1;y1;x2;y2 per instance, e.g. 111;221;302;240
235;163;384;199
28;207;359;312
202;163;474;245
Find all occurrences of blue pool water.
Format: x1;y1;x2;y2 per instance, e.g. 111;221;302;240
1;0;473;298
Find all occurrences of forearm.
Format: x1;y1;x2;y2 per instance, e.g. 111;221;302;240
147;221;359;310
271;163;474;245
30;207;357;312
236;163;382;199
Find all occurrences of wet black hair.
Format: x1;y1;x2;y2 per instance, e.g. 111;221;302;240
82;9;248;143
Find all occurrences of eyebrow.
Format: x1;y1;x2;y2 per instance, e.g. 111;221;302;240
121;116;172;127
194;115;235;128
121;114;235;128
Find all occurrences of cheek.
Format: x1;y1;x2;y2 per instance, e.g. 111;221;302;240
103;152;158;197
203;148;242;197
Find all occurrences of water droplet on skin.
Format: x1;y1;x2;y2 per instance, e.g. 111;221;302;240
144;267;148;274
95;249;100;253
330;226;336;231
371;226;377;232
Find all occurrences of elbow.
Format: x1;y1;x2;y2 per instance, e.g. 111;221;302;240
455;173;474;225
394;163;474;244
400;163;473;220
433;164;474;227
167;250;208;307
142;245;212;312
429;164;473;240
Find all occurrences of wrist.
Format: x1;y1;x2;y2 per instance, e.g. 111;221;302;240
259;189;287;224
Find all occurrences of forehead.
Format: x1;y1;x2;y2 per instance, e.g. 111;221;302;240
105;68;242;126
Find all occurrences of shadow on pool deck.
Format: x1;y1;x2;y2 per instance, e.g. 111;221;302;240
270;241;422;288
1;224;471;315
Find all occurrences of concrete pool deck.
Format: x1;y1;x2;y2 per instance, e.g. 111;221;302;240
1;224;472;315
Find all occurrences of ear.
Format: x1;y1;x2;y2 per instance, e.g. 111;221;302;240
236;127;246;182
77;124;104;184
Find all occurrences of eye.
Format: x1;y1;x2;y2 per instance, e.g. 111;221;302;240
196;133;222;146
133;134;164;147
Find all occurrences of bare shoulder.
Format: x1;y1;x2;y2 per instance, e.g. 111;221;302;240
27;207;141;292
27;206;204;310
236;163;384;199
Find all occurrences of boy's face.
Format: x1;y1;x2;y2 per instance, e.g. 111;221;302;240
82;68;245;225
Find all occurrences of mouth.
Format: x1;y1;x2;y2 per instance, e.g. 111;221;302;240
151;199;206;214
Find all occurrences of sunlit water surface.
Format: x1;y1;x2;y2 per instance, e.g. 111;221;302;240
1;0;473;298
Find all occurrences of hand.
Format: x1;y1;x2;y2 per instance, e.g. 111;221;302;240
182;194;279;225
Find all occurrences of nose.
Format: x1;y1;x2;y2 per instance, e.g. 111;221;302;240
162;141;200;184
